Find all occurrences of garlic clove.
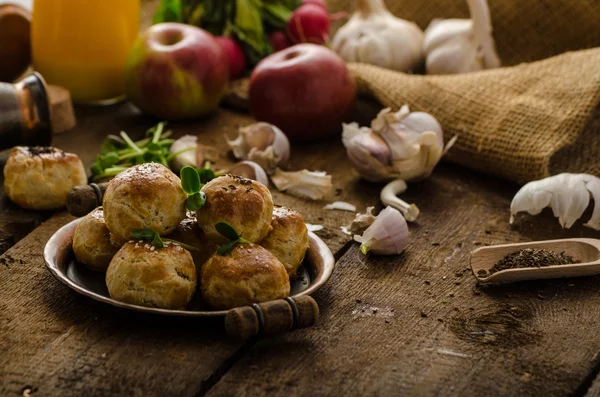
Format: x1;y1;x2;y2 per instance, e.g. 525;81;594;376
227;161;270;187
348;206;376;235
380;179;419;222
225;122;290;174
169;135;198;172
271;168;332;200
510;173;600;230
354;206;409;255
342;122;396;182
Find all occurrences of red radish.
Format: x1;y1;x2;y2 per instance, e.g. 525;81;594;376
214;36;246;80
286;3;330;45
268;31;293;52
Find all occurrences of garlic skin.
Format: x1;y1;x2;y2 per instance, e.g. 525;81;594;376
424;0;501;75
510;173;600;230
225;122;290;174
354;206;409;255
349;206;376;234
331;0;424;72
228;161;270;187
324;201;357;212
271;169;333;200
342;105;455;183
169;135;198;171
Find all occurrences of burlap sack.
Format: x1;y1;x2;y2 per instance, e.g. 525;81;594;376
327;0;600;67
348;48;600;183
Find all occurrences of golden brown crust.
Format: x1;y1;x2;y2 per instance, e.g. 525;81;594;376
195;174;273;244
106;241;197;309
201;244;290;310
260;206;309;277
3;146;87;210
73;207;121;272
103;163;186;244
168;212;218;273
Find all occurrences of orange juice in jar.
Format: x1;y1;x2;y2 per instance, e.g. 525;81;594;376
31;0;140;104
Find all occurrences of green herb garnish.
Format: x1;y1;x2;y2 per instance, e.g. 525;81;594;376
215;222;250;255
180;166;207;211
130;228;200;252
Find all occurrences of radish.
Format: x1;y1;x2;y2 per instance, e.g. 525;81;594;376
302;0;327;8
269;31;293;52
286;3;331;45
214;36;247;80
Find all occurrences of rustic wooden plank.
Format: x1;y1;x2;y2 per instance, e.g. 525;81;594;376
205;164;600;397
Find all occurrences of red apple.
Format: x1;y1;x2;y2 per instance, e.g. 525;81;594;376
249;44;355;141
125;23;229;120
214;36;246;80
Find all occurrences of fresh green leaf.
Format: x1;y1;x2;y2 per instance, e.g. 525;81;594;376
131;228;158;241
261;2;293;29
91;161;103;176
100;152;119;168
215;221;241;241
100;139;118;155
198;167;216;184
185;192;206;210
217;239;240;255
151;232;164;248
180;166;201;195
147;142;163;155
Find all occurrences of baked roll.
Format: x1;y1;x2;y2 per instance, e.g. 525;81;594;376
201;244;290;310
106;241;197;309
260;206;309;277
3;146;86;210
196;174;273;244
103;163;186;244
73;207;120;272
167;212;218;272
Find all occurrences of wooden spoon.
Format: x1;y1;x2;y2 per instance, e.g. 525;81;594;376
471;238;600;283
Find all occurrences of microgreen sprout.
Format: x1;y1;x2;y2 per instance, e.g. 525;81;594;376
180;166;207;210
215;222;250;255
130;228;200;252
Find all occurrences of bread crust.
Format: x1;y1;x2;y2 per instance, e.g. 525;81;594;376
106;241;197;309
103;163;186;244
73;207;120;272
260;206;309;277
3;146;87;210
201;244;290;310
195;174;273;244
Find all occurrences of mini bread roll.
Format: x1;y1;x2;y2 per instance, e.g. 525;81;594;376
196;174;273;244
3;146;86;210
260;206;309;277
73;207;120;272
168;212;218;272
201;244;290;310
103;163;186;244
106;241;197;309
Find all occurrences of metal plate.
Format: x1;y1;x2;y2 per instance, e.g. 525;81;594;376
44;218;335;317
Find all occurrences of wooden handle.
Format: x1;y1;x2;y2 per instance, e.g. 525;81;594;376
66;182;109;217
225;295;319;341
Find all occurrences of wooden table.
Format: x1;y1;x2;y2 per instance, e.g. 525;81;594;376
2;101;600;397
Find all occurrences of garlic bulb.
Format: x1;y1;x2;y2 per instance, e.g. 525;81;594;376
354;206;409;255
510;173;600;230
423;0;500;75
225;122;290;174
342;105;456;182
228;161;270;186
169;135;198;171
271;168;332;200
348;206;376;234
331;0;424;72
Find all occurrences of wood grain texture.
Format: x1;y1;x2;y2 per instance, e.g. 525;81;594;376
206;165;600;397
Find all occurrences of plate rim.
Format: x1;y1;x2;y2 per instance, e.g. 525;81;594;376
43;217;335;317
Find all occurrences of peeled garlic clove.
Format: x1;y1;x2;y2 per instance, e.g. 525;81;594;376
169;135;198;172
228;161;270;187
380;179;419;222
342;122;396;182
354;206;409;255
271;168;332;200
349;206;376;234
225;122;290;174
510;173;600;230
424;0;500;75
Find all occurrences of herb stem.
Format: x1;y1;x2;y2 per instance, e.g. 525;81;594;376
120;131;143;154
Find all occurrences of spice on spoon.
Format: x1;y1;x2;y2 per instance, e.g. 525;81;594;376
480;248;580;278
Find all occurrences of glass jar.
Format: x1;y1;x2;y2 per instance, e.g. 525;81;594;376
31;0;140;104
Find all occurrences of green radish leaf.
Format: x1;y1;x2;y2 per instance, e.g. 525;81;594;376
180;166;201;195
131;228;158;241
217;239;240;255
185;192;206;211
215;222;241;241
262;3;293;28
